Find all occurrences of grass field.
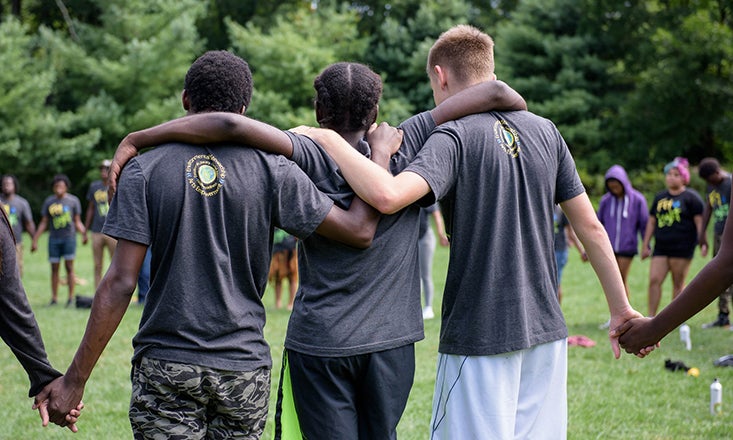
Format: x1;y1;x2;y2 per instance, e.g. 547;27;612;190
2;232;732;439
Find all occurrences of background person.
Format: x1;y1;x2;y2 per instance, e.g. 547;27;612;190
419;203;449;320
84;159;117;289
31;174;87;307
697;157;732;328
641;157;704;317
596;165;647;327
0;175;36;277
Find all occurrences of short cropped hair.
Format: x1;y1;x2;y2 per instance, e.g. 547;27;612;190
698;157;721;179
314;62;382;133
427;25;495;85
184;50;253;113
52;174;71;189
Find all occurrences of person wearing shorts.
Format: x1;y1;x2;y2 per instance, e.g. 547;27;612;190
32;174;86;306
641;157;704;317
0;174;36;277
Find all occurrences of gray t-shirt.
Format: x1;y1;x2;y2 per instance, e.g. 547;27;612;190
406;111;585;356
40;194;82;240
0;195;33;241
85;180;110;233
283;111;436;357
103;143;333;371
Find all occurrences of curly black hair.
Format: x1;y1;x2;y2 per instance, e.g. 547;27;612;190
314;62;382;133
698;157;721;180
184;50;253;114
52;174;71;190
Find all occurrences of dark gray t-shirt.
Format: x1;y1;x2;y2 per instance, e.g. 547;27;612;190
0;195;33;241
406;111;584;356
283;111;436;357
85;180;110;233
40;194;82;240
103;143;333;371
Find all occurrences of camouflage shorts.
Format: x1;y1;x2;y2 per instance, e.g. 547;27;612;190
129;356;270;440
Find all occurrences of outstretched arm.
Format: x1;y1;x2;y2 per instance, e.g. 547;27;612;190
560;193;645;358
430;80;527;125
110;114;292;197
34;239;146;426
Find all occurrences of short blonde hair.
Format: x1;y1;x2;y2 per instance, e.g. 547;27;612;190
427;25;495;84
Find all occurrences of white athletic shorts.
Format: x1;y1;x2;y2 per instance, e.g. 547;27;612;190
429;339;567;440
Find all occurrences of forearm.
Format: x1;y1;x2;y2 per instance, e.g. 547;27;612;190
65;275;134;386
312;129;400;211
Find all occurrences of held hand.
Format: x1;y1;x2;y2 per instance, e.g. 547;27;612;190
31;241;38;252
700;242;708;257
365;122;403;158
108;135;140;201
612;317;661;357
607;308;646;359
82;233;89;245
439;235;449;247
33;376;85;430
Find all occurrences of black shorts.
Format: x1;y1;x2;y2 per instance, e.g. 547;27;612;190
284;345;415;440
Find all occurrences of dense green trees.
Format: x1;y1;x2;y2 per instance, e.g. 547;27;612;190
1;0;731;206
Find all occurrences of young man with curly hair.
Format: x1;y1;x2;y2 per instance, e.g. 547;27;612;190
35;51;382;439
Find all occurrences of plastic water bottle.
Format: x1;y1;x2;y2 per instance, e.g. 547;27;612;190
679;323;691;351
710;378;722;415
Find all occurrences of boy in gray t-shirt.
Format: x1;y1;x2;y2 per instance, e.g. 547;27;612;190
34;51;382;437
308;25;645;439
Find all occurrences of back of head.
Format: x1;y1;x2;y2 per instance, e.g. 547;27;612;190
698;157;721;180
427;24;495;85
314;62;382;133
184;50;253;114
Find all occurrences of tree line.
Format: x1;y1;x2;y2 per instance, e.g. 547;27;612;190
1;0;730;209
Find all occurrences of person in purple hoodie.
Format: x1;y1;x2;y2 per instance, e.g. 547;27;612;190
597;165;648;327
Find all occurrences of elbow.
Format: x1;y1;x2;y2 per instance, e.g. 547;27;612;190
349;224;376;249
371;190;404;215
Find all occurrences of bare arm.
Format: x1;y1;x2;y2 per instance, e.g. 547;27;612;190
110;114;292;197
23;218;36;239
34;239;146;426
431;209;449;246
618;186;733;355
698;199;713;256
31;217;48;252
312;124;399;248
430;80;527;125
291;124;430;214
564;224;587;261
641;215;656;259
560;193;644;358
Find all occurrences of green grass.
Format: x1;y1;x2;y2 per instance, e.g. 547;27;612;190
2;233;733;439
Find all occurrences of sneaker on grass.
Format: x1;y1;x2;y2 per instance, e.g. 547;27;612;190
702;314;730;329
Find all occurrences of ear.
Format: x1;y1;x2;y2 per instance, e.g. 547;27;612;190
240;105;246;115
433;65;449;90
181;90;190;111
